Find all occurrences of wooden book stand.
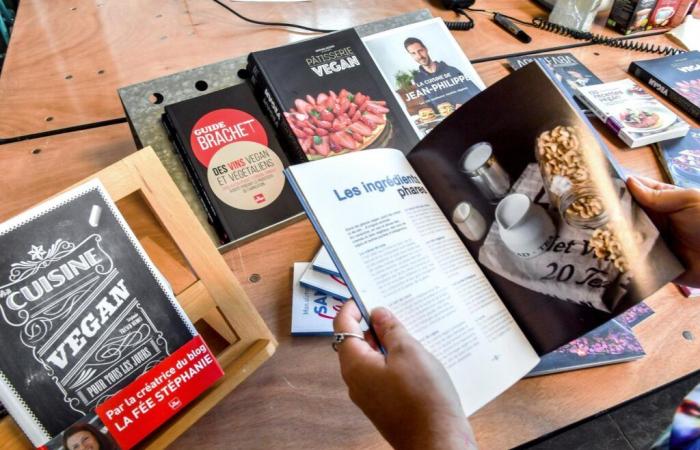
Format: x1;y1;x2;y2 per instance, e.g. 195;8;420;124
0;147;277;449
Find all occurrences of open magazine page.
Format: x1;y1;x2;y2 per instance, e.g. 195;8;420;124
407;63;684;354
286;148;539;416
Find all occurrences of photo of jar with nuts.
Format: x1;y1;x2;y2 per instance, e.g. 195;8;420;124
535;125;610;230
590;225;631;273
535;125;640;274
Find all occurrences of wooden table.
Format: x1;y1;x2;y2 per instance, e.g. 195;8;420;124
0;1;698;449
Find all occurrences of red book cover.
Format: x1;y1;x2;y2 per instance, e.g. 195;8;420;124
41;335;223;450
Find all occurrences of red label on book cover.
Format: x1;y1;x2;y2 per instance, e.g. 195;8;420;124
95;335;223;449
190;108;268;167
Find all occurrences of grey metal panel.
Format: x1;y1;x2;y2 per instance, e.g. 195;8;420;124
117;9;432;251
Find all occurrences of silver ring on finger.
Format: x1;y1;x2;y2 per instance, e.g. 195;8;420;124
332;332;365;352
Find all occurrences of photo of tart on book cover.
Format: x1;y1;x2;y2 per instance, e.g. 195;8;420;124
248;28;418;160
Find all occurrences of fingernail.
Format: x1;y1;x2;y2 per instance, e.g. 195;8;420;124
372;307;392;326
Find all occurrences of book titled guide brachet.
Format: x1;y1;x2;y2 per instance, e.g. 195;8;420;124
286;64;682;416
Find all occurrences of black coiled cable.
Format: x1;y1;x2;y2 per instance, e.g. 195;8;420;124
445;7;475;31
531;17;685;56
445;20;475;31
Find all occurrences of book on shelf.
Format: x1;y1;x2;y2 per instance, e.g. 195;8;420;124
576;78;690;148
678;284;700;297
162;83;304;246
285;62;684;415
526;319;645;377
291;262;346;336
247;28;420;163
0;180;223;448
529;302;653;377
506;52;602;116
616;301;655;327
629;50;700;122
299;262;352;300
607;0;658;35
362;17;485;137
654;127;700;188
311;246;342;277
646;0;684;29
291;262;368;336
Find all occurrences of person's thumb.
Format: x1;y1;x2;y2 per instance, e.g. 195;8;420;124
370;307;415;354
627;176;693;213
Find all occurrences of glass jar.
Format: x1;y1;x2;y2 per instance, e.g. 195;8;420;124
558;185;609;229
534;125;608;230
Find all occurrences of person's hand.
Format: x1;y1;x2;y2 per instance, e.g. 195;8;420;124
333;301;476;450
627;175;700;287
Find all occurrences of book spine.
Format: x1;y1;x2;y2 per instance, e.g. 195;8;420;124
630;63;700;121
247;54;309;164
652;144;676;184
576;91;618;130
577;90;636;146
161;114;230;244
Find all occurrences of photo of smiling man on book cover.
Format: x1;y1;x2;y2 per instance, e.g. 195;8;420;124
363;18;485;137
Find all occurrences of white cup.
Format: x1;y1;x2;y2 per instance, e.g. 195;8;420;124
452;202;487;241
495;193;556;258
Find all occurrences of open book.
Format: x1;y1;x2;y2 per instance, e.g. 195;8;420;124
285;63;684;416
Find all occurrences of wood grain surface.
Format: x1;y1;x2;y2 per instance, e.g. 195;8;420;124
1;1;699;449
0;0;668;139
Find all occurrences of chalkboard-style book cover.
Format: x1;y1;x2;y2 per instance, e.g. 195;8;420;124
162;84;304;246
362;18;485;138
507;52;602;116
527;319;645;376
0;180;196;446
248;28;419;163
629;51;700;122
655;128;700;188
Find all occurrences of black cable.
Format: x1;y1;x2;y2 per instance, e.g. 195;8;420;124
444;7;475;31
466;6;533;26
211;0;335;33
210;0;683;56
464;7;684;55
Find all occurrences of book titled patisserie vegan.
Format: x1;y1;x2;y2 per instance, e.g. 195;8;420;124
247;29;419;162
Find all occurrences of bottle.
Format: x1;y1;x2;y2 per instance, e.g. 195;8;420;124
549;0;605;32
669;0;696;27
